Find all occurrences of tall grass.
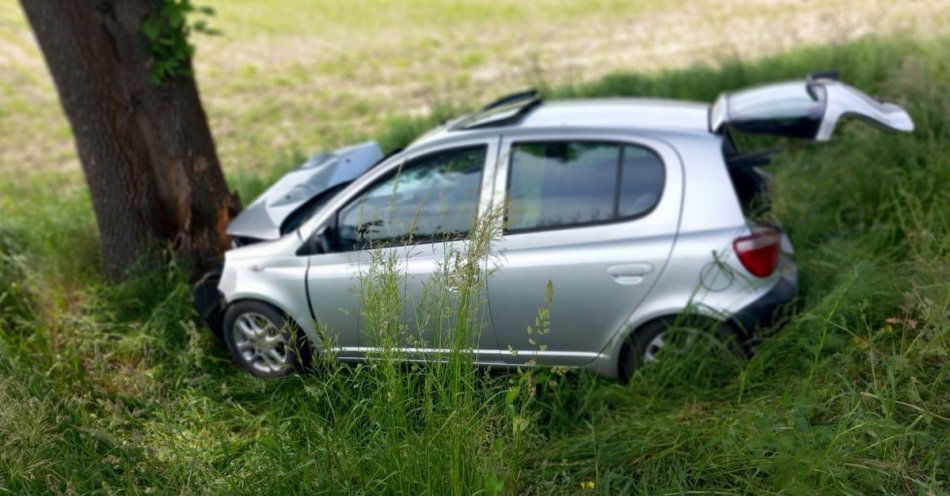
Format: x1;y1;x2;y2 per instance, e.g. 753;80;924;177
301;214;519;494
0;36;947;494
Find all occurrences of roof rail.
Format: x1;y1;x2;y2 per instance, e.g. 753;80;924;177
481;88;540;111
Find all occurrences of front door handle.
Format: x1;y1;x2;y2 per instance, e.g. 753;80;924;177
607;263;654;285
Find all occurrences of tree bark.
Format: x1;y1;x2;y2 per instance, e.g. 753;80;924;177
20;0;239;281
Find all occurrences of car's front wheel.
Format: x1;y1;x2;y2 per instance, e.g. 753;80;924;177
222;300;311;379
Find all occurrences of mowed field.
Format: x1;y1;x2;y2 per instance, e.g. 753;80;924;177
1;1;949;495
1;0;948;179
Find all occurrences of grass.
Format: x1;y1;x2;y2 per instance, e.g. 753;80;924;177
2;0;947;179
1;11;949;496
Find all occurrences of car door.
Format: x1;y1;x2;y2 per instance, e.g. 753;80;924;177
305;138;502;359
487;132;683;366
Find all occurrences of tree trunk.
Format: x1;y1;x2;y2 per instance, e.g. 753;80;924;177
20;0;239;281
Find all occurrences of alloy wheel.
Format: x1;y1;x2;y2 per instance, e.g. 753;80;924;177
231;312;291;374
642;327;700;363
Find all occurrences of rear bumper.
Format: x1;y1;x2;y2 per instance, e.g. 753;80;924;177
190;268;225;340
732;263;799;337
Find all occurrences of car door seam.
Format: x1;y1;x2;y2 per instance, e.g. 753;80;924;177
590;134;687;361
304;256;317;323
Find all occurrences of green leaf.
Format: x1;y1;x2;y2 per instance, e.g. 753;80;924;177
141;19;160;41
504;385;520;406
484;474;504;496
142;0;220;84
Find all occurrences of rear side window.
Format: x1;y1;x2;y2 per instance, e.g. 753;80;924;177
506;141;663;232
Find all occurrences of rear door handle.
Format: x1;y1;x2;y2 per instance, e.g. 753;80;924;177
607;263;654;285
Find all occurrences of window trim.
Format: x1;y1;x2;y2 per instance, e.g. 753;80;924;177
331;144;489;253
502;139;666;235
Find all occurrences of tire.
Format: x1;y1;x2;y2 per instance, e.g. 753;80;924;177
618;316;744;382
222;300;312;379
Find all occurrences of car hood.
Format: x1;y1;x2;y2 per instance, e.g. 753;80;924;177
227;141;383;241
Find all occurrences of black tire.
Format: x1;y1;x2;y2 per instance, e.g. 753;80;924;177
222;300;312;379
618;316;744;382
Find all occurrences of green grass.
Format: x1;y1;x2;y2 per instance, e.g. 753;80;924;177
1;36;948;494
3;0;946;181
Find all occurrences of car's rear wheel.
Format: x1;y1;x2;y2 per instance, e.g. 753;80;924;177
618;316;743;382
222;300;311;379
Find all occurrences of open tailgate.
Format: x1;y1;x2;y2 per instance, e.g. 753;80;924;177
710;74;913;141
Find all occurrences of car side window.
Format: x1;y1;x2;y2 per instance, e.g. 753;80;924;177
336;145;486;251
506;141;663;232
618;145;664;218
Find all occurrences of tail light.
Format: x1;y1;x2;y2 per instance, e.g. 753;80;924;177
733;228;781;277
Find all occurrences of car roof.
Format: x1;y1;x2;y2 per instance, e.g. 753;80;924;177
409;98;712;149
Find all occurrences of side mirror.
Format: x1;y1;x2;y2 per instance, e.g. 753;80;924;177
316;227;333;253
297;226;335;256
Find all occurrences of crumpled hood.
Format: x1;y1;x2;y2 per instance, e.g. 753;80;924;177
227;141;383;241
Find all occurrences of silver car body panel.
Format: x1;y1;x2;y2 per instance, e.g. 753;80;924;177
710;78;914;141
227;141;383;241
815;80;914;140
218;234;314;343
215;79;912;378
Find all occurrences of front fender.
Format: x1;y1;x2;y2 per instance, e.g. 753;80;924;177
217;250;317;344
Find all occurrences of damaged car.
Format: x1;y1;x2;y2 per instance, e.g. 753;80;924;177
192;74;913;379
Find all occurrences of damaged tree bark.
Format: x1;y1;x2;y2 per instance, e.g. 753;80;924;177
20;0;239;281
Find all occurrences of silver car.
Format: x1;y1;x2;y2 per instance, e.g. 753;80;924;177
192;74;913;379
